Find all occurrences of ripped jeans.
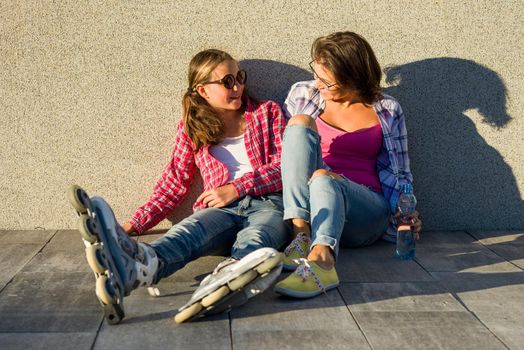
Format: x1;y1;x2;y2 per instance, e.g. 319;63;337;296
281;124;390;259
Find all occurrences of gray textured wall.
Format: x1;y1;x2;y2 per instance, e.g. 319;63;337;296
1;1;523;231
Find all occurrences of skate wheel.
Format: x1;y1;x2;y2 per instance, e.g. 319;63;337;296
201;285;230;308
255;253;283;274
96;275;117;305
228;270;257;291
174;302;203;324
79;215;99;243
67;185;91;214
86;244;107;273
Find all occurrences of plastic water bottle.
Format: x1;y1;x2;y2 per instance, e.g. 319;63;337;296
396;183;417;260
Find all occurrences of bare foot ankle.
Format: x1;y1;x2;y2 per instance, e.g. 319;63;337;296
308;245;335;270
291;219;311;238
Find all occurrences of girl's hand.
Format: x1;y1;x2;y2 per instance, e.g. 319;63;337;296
122;222;138;236
197;184;239;208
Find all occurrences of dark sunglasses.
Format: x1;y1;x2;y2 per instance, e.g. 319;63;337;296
204;70;247;89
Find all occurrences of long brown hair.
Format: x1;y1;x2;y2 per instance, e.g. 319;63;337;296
311;32;382;104
182;49;245;152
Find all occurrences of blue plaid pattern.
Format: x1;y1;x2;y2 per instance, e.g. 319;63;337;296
283;80;414;241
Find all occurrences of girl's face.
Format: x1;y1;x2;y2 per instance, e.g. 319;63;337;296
197;60;245;113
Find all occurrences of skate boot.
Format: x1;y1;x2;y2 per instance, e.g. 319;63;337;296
67;185;159;325
174;247;283;323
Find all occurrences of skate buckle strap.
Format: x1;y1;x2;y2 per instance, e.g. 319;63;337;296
200;257;239;287
294;259;326;294
284;232;311;257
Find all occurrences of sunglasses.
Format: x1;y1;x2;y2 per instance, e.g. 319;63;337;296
309;61;338;90
204;70;247;89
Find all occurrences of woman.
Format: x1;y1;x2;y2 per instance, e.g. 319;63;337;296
274;32;422;298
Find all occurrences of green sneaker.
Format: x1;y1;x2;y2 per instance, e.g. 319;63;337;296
282;232;311;271
274;259;339;298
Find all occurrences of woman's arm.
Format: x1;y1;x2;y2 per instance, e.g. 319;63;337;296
127;122;197;234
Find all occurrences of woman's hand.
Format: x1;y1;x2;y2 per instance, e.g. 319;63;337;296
408;210;422;240
197;184;239;208
394;210;422;240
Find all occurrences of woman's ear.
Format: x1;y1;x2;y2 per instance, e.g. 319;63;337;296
195;85;209;100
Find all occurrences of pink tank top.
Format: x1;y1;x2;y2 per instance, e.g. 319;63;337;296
316;117;383;193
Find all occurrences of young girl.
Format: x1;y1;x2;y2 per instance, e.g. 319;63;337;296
72;49;288;323
274;32;422;298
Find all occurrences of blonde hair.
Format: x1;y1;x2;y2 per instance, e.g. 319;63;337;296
182;49;241;152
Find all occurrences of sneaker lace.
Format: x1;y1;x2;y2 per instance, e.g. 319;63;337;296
294;259;326;294
284;232;311;257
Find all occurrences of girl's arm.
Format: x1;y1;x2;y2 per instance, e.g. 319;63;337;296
230;101;285;197
128;122;197;234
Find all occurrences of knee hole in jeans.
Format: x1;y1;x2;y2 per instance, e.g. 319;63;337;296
309;169;341;184
288;114;318;132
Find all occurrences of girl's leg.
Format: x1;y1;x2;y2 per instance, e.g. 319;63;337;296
231;195;289;259
308;173;390;268
281;115;324;236
151;207;239;281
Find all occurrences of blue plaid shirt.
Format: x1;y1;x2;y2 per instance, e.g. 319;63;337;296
283;80;414;241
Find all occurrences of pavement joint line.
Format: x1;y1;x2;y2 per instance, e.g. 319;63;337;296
228;311;234;350
337;287;374;350
90;316;104;350
447;290;511;350
465;229;524;271
0;230;58;295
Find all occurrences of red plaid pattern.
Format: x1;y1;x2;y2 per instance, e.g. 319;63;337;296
130;98;285;234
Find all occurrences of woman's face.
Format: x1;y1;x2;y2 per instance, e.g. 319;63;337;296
311;61;350;102
198;59;244;112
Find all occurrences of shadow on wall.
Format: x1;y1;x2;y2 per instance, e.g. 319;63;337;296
241;58;523;231
384;58;523;231
240;59;312;105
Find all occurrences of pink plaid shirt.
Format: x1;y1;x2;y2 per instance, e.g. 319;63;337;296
130;98;285;234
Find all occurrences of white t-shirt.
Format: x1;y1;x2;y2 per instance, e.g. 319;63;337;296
209;134;253;182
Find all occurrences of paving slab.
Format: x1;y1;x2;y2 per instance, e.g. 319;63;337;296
0;332;96;350
339;282;507;349
337;241;434;282
231;287;370;349
416;231;517;273
22;249;91;273
0;244;46;290
434;271;524;350
360;326;506;350
0;271;102;332
469;230;524;269
0;230;56;245
94;282;231;350
0;230;56;289
44;230;85;253
340;281;466;312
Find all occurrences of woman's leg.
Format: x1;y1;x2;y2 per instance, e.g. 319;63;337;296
281;115;323;236
308;172;390;268
150;207;239;281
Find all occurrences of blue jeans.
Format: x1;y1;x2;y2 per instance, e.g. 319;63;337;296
281;124;390;259
150;194;289;281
